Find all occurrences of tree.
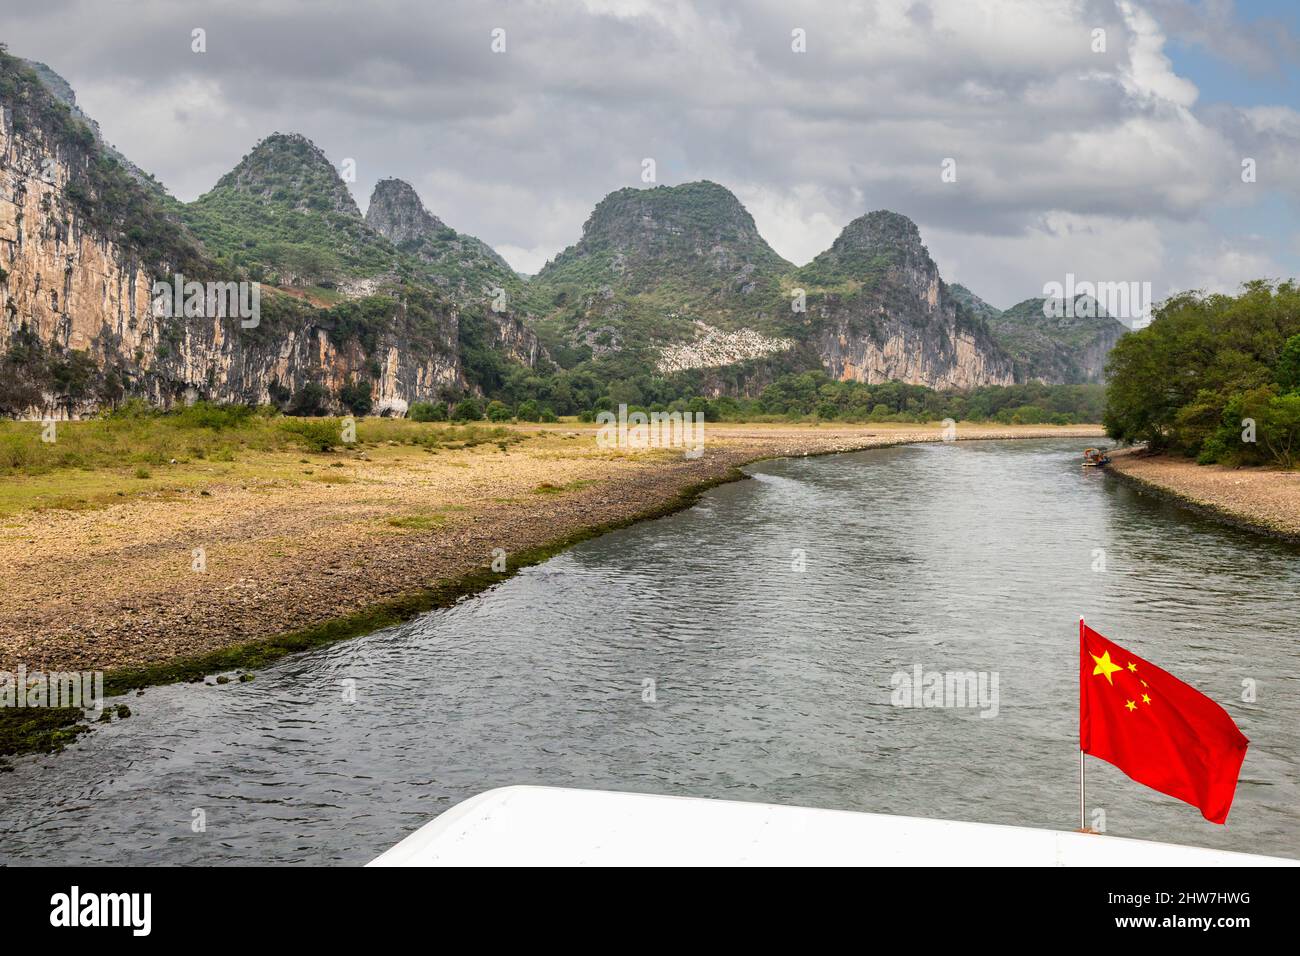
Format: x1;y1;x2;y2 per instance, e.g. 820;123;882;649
1277;333;1300;393
409;401;447;422
453;397;483;421
1105;282;1300;465
288;382;330;416
338;378;374;416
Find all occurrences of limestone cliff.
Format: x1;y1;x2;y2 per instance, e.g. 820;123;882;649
365;177;540;369
983;294;1128;383
799;212;1015;389
0;54;464;418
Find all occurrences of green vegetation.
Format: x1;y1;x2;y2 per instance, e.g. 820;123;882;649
0;401;517;478
0;325;121;416
0;49;208;280
979;295;1128;384
0;706;91;762
452;397;484;421
409;401;448;422
527;181;796;358
1105;281;1300;467
182;133;393;285
794;210;922;291
488;363;1103;425
386;513;446;530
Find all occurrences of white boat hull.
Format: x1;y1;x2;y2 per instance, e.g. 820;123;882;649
369;786;1297;867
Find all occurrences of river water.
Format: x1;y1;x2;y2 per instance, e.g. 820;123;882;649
1;438;1296;864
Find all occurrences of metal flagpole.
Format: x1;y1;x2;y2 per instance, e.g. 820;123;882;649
1079;615;1086;832
1080;749;1086;831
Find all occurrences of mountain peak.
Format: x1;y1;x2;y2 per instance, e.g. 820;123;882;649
540;179;791;288
365;178;448;243
797;209;931;288
949;283;1003;322
579;180;770;249
21;58;157;192
213;132;360;219
833;209;924;254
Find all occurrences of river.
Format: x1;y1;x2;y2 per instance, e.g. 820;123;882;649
1;438;1296;864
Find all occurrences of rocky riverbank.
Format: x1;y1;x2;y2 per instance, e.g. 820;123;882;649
0;422;1102;680
1107;448;1300;544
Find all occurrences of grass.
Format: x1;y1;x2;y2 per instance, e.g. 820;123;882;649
0;403;523;517
386;513;445;530
533;479;597;495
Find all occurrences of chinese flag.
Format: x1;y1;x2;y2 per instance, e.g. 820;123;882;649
1079;621;1249;824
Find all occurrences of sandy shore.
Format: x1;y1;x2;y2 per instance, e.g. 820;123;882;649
0;422;1102;676
1107;449;1300;544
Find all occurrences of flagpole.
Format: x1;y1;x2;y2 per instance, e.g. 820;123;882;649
1079;615;1086;832
1079;749;1086;831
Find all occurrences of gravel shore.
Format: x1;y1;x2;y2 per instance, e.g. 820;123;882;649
1107;448;1300;544
0;422;1102;674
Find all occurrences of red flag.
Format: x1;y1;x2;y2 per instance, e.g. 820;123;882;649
1079;620;1249;824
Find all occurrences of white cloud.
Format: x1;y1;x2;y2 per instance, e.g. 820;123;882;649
927;213;1167;309
732;183;842;266
3;0;1295;295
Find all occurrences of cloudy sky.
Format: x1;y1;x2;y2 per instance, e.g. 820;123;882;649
5;0;1298;307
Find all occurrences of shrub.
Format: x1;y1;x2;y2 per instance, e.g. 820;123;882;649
287;382;330;417
338;379;374;416
280;418;339;452
408;401;447;422
452;398;483;421
1277;333;1300;393
486;400;512;422
174;401;256;430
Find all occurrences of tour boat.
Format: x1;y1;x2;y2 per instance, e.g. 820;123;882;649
1083;447;1112;467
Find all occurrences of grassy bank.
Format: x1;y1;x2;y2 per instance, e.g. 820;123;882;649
0;406;516;516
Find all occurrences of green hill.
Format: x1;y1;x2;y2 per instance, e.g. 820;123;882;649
183;133;396;288
365;177;523;307
527;181;795;361
988;296;1128;383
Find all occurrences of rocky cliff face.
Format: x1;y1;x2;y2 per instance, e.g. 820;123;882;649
986;297;1127;383
365;177;448;244
364;177;540;368
799;212;1015;388
0;55;463;418
527;191;1030;392
951;285;1128;383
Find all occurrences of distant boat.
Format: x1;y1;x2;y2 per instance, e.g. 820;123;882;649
369;786;1296;867
1083;447;1111;468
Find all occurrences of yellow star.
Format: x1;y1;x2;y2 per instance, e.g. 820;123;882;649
1140;679;1148;687
1091;650;1123;685
1127;662;1138;672
1141;694;1152;705
1125;700;1137;712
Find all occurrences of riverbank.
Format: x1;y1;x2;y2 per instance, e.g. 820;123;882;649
0;422;1101;682
1107;449;1300;544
